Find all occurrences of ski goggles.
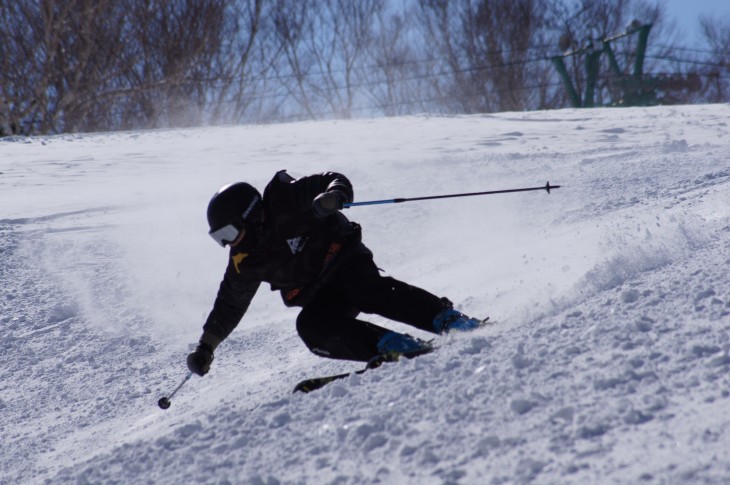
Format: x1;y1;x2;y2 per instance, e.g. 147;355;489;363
209;223;246;247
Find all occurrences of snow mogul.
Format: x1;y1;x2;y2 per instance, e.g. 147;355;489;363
186;170;483;377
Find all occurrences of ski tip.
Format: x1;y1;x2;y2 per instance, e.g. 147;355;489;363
293;382;314;394
293;378;329;394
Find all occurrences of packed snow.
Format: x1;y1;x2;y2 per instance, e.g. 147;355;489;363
1;104;729;484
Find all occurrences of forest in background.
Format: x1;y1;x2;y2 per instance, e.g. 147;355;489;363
1;0;728;136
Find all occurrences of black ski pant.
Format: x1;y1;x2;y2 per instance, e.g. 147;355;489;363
296;252;445;362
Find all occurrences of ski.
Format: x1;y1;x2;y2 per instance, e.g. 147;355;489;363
293;347;434;394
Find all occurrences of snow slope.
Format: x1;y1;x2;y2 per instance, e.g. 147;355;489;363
1;104;729;484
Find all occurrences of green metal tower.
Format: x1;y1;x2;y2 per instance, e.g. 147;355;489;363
551;23;655;108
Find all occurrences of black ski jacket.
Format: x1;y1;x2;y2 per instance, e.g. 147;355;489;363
201;170;367;347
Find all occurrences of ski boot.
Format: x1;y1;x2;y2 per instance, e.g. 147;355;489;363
432;299;486;334
371;332;434;368
376;331;432;355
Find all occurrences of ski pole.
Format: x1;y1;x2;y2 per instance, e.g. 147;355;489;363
344;181;560;208
158;371;193;410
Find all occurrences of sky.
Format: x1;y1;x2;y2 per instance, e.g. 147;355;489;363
664;0;730;43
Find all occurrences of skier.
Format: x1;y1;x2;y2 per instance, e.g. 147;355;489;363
186;170;484;376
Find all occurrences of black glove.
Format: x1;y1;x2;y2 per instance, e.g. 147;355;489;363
187;342;214;376
312;190;346;218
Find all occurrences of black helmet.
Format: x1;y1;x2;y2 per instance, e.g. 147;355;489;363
207;182;262;247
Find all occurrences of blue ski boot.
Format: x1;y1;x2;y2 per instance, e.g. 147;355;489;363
370;332;434;369
432;304;485;334
376;331;433;355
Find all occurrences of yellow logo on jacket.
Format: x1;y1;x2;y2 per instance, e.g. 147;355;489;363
232;253;249;274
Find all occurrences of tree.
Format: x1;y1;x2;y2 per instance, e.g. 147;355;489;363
363;5;431;116
415;0;553;114
272;0;384;120
0;1;133;134
0;0;269;135
698;16;730;102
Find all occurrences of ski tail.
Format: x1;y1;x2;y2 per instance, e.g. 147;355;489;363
293;371;359;393
293;346;435;394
